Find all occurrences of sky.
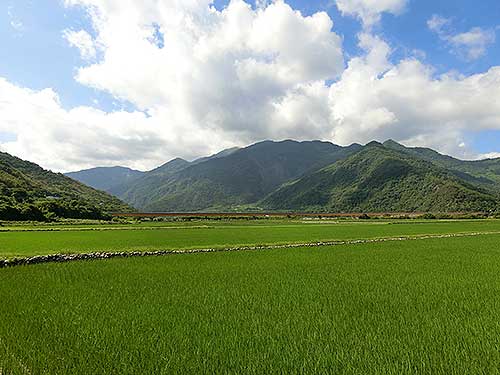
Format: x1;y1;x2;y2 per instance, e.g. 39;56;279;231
0;0;499;172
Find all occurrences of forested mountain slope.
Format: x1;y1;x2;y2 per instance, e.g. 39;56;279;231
65;139;500;214
0;152;132;220
383;140;500;190
66;166;144;194
123;140;362;211
262;143;499;213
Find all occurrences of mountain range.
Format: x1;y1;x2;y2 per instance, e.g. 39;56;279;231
0;151;132;221
66;140;500;214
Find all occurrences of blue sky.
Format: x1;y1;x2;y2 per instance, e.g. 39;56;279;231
2;0;498;109
1;0;499;171
1;1;125;111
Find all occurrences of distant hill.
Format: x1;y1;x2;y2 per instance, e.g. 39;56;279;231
66;166;144;194
262;142;499;213
65;139;500;214
120;140;362;211
0;152;133;221
65;148;241;197
383;140;500;190
118;158;192;208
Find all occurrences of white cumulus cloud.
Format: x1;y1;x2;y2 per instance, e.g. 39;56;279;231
0;76;239;172
63;29;98;60
2;0;344;171
328;33;500;158
335;0;408;28
479;152;500;160
1;0;500;172
428;15;496;61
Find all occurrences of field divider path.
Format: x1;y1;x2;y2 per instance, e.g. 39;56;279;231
2;231;500;268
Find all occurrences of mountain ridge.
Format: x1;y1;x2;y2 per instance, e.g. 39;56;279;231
262;143;499;213
66;166;144;195
131;140;363;211
65;139;500;214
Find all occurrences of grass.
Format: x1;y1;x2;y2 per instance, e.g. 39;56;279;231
1;233;500;373
2;219;500;258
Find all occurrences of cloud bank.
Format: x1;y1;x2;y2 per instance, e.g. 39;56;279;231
1;0;500;172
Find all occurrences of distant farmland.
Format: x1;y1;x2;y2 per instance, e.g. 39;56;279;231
110;211;482;218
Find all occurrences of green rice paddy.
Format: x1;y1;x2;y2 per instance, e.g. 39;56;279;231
2;219;500;258
1;219;500;374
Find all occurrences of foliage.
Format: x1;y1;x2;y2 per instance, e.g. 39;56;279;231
54;140;500;213
383;139;500;188
0;151;132;221
118;140;362;211
263;143;500;213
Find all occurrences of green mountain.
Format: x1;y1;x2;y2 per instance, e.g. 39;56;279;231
65;166;144;195
119;158;192;208
64;139;500;214
191;147;240;165
66;148;241;197
121;140;362;211
262;142;499;213
0;151;133;221
383;140;500;190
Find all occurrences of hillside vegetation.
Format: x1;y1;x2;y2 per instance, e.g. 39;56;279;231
66;139;500;213
124;140;362;211
262;143;499;213
383;140;500;189
0;152;132;221
65;166;144;195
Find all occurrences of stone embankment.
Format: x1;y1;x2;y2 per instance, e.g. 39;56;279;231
1;231;498;268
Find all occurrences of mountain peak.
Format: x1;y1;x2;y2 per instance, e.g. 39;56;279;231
62;139;500;214
65;165;144;193
169;157;188;163
365;140;383;148
383;139;403;147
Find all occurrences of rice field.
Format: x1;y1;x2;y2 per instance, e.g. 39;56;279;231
1;220;500;374
2;219;500;258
